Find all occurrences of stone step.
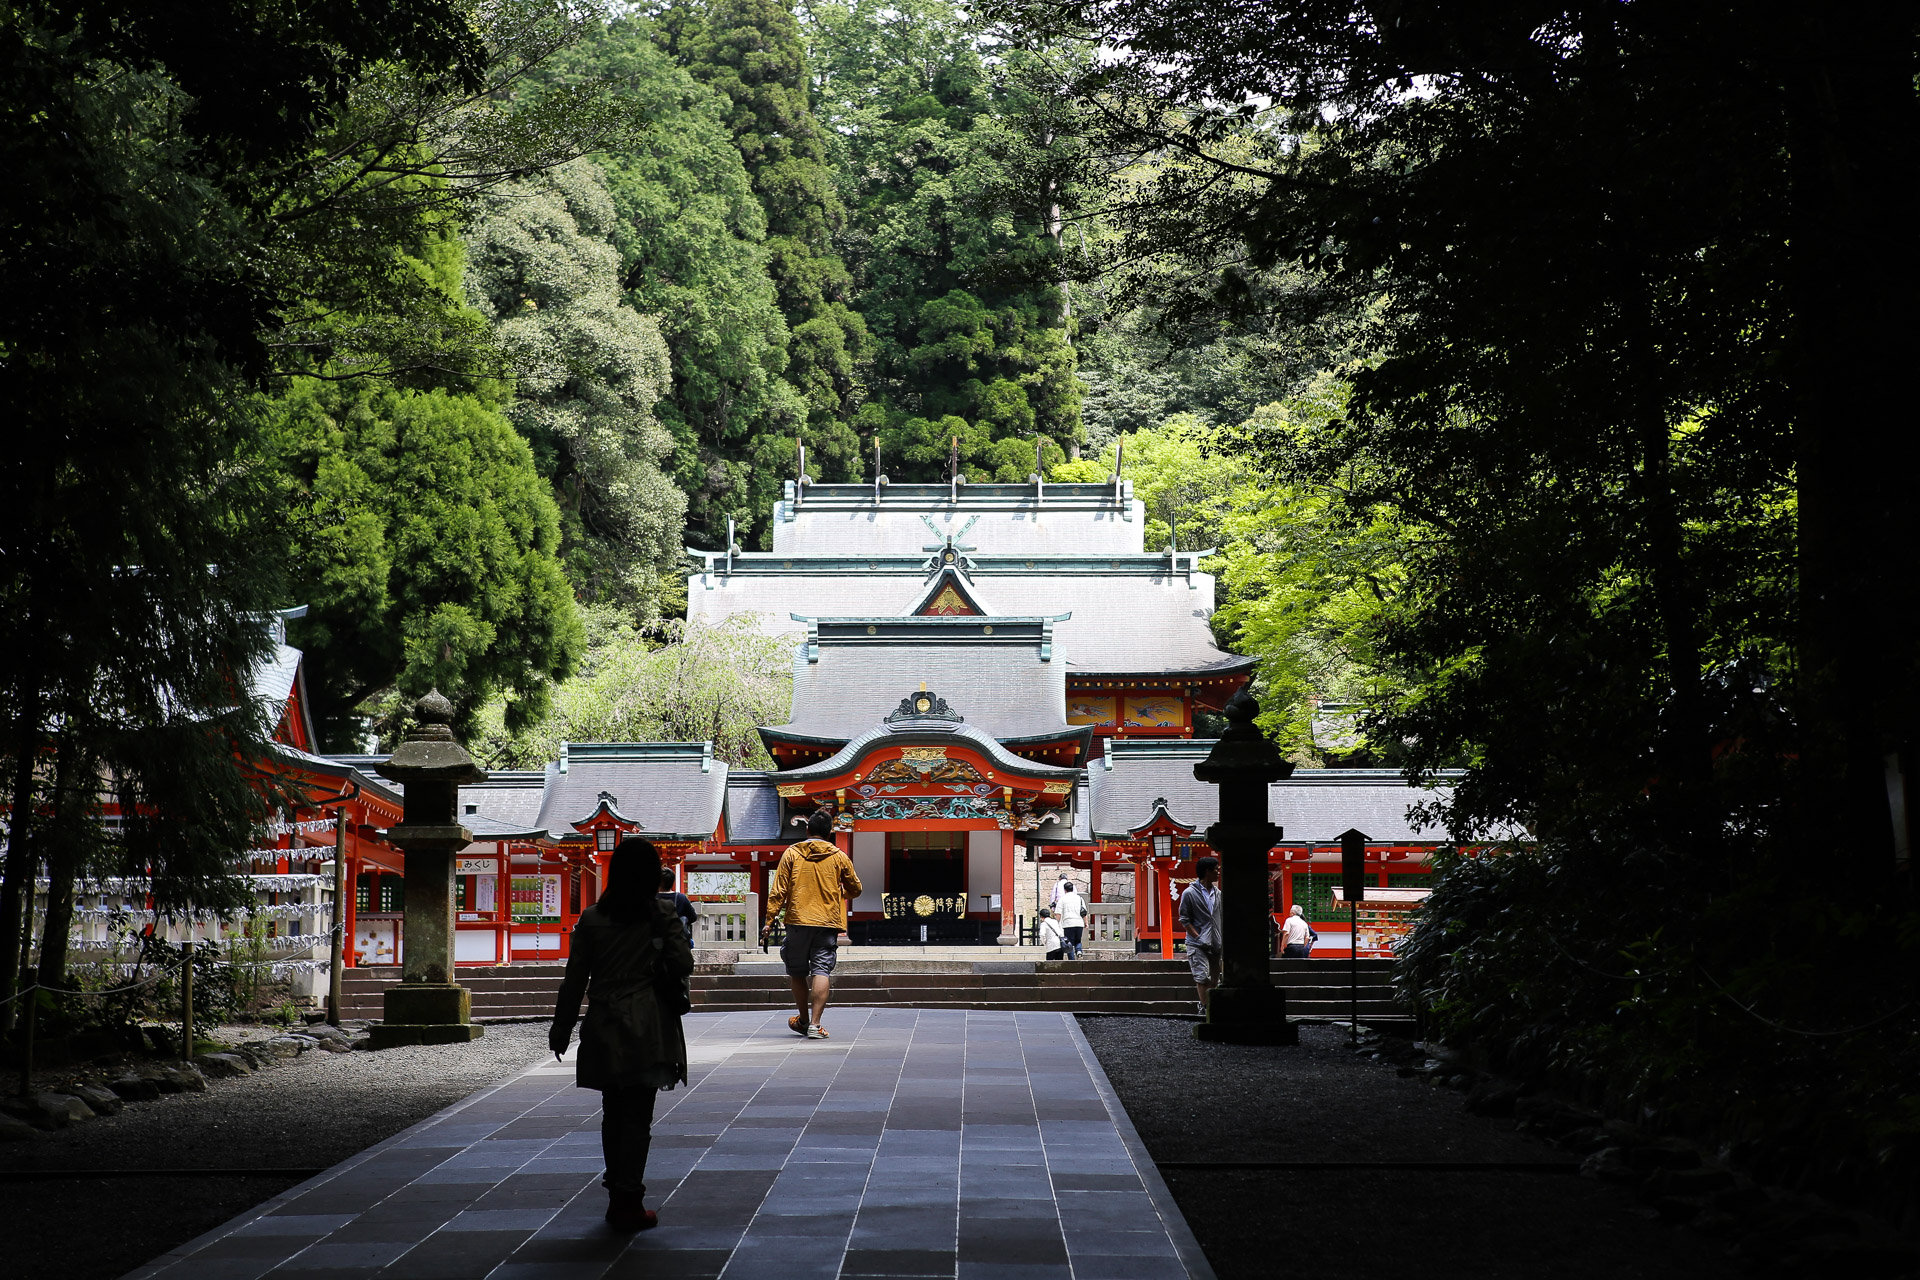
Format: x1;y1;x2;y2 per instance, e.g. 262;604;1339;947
335;956;1403;1019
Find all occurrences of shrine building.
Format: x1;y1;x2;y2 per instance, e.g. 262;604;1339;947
428;477;1472;963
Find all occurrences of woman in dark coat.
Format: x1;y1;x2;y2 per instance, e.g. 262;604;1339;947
549;837;692;1231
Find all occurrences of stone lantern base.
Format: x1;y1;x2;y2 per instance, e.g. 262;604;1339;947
368;983;486;1049
1194;985;1299;1045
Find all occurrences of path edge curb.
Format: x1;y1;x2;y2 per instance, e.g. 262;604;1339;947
1064;1012;1220;1280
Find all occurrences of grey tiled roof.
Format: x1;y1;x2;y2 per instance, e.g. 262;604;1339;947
1270;770;1467;844
250;643;303;722
1088;744;1463;844
532;743;729;840
723;773;783;843
1088;741;1222;836
770;483;1145;557
460;771;548;832
461;813;550;841
777;626;1069;740
689;564;1243;677
278;746;403;808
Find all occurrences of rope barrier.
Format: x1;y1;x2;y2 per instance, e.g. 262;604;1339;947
1698;969;1919;1040
0;966;173;1006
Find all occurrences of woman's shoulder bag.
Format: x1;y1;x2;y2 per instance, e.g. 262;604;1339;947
651;901;693;1018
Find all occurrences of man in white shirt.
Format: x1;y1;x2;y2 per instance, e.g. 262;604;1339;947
1178;857;1221;1014
1054;882;1086;959
1049;872;1071;910
1280;904;1316;957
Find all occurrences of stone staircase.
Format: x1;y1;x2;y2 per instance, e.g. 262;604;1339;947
338;956;1406;1023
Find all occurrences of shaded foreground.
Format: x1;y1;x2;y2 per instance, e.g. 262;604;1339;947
0;1024;551;1280
1079;1017;1745;1280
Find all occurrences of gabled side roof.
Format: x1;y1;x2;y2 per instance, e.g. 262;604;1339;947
459;770;548;831
533;743;728;840
1087;740;1220;836
251;642;317;750
1087;741;1470;843
721;772;784;844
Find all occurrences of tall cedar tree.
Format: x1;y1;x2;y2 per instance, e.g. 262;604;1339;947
807;0;1084;481
547;21;805;552
657;0;870;541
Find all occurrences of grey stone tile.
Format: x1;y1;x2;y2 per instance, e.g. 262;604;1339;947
441;1208;558;1232
142;1262;276;1280
741;1210;856;1238
955;1263;1074;1280
126;1011;1203;1280
232;1215;357;1237
843;1247;958;1276
1061;1230;1179;1259
270;1240;415;1270
1069;1256;1189;1280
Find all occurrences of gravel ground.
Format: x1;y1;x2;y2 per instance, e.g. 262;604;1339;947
1081;1018;1747;1280
0;1022;550;1280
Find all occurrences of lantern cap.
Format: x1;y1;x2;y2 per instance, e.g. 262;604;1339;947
1192;689;1293;784
381;689;488;785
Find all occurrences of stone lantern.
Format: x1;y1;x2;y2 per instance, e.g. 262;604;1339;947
1192;688;1297;1044
370;690;487;1048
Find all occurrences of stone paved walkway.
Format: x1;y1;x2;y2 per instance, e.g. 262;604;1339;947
126;1010;1212;1280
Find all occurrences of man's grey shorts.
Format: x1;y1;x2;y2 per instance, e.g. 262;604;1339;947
1186;943;1218;984
781;925;840;978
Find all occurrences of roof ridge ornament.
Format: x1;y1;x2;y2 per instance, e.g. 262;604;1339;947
885;687;963;724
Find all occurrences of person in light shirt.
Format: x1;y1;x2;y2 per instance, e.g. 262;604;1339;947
1036;908;1066;960
1279;904;1317;957
1177;857;1221;1014
1053;882;1086;959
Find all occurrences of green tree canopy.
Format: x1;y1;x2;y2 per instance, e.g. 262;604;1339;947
0;0;491;1024
270;378;584;744
547;19;806;550
465;158;687;622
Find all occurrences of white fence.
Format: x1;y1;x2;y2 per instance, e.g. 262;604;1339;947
1084;903;1134;945
692;895;760;946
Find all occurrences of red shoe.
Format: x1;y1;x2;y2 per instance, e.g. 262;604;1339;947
606;1191;657;1232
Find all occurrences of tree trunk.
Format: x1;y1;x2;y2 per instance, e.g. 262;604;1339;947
1788;10;1920;884
0;686;41;1036
1639;409;1712;850
35;734;84;992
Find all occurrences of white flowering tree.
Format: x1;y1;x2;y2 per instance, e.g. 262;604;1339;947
475;610;793;768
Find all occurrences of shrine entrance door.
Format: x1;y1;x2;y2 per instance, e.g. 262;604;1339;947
887;831;965;901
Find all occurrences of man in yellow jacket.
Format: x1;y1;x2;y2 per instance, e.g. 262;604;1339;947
763;808;863;1038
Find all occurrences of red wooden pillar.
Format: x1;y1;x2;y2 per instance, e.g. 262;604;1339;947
494;845;511;965
342;846;360;968
1157;860;1176;960
1000;830;1017;941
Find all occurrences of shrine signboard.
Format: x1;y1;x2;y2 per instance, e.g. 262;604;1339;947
511;874;563;923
